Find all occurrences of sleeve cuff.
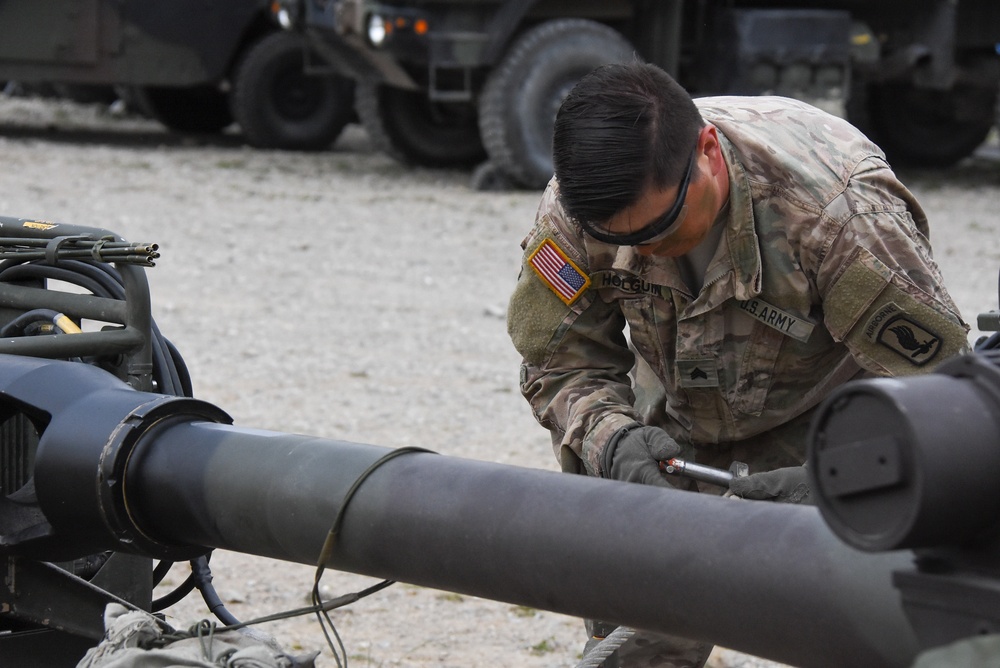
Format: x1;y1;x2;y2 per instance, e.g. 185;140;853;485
582;413;642;477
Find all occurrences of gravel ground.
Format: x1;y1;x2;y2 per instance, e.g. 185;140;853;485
0;95;998;668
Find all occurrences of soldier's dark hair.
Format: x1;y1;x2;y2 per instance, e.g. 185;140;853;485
553;62;704;227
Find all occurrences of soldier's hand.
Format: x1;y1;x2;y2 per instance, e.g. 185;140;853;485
728;466;812;504
601;426;681;487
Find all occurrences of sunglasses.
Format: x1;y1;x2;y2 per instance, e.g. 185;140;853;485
580;149;696;247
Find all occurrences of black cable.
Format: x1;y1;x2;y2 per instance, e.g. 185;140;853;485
311;446;432;667
164;337;194;396
152;559;175;586
0;308;62;337
29;261;181;394
190;556;241;627
0;261;181;394
151;569;199;612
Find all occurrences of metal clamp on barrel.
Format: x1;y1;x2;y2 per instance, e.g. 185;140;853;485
99;396;233;560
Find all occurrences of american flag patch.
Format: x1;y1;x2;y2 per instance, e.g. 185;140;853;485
528;238;591;305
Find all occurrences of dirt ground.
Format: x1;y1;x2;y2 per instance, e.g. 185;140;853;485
0;95;998;668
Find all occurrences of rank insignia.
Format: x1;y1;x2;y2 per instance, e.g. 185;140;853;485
528;238;591;305
677;359;720;388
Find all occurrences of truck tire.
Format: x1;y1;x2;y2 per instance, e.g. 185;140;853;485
139;85;234;134
848;77;999;168
479;19;635;189
230;31;355;150
355;82;485;167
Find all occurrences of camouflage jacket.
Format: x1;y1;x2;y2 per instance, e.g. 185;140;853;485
508;96;969;476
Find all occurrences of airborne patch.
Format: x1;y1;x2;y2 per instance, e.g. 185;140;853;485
527;238;591;305
864;303;903;342
873;313;942;366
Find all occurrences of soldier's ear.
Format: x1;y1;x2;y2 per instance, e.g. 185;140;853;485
698;125;725;177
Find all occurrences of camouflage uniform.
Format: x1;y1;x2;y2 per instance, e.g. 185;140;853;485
507;96;969;667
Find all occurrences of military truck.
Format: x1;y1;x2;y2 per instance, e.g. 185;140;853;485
277;0;1000;188
0;1;356;150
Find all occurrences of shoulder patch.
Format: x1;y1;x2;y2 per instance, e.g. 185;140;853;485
528;238;591;305
870;309;941;366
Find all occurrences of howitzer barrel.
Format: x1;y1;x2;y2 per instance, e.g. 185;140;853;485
1;356;919;668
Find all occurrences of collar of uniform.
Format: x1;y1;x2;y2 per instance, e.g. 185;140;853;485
694;197;732;290
676;202;734;316
716;130;762;301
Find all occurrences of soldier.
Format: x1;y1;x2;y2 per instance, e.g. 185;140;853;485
506;62;970;667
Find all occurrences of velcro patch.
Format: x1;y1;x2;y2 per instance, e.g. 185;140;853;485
528;238;591;305
824;247;891;340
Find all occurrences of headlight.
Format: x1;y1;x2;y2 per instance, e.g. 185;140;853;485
270;0;299;30
367;13;388;47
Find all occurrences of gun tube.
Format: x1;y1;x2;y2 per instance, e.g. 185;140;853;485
5;357;918;668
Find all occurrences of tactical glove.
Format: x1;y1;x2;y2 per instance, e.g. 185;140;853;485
601;426;681;487
728;465;812;504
